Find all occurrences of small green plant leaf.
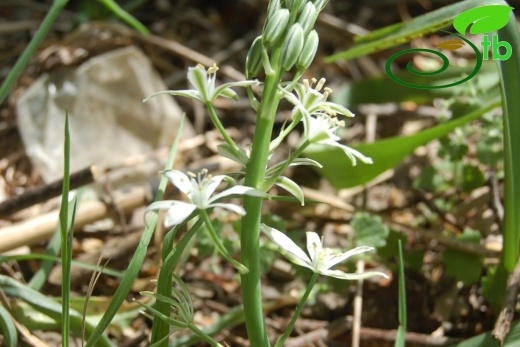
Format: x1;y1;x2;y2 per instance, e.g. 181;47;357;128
442;228;483;285
351;212;389;249
461;163;486;193
453;5;514;35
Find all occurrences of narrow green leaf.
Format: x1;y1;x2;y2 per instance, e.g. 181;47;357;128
334;61;499;106
395;239;406;347
0;0;69;105
275;176;304;206
59;112;72;347
96;0;149;35
304;101;499;189
0;254;122;278
453;5;514;35
496;12;520;272
86;116;187;346
0;302;18;347
325;0;504;62
448;320;520;346
0;275;113;347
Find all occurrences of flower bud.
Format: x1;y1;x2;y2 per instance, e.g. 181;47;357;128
246;35;264;78
267;0;281;21
313;0;329;11
280;23;305;70
298;2;318;35
263;9;290;47
286;0;306;13
297;30;319;70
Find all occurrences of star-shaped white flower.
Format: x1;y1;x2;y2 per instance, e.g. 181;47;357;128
306;113;373;165
144;63;259;104
280;78;372;165
282;78;354;119
147;170;266;227
261;224;388;280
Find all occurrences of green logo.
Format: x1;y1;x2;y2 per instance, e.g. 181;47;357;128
386;5;514;89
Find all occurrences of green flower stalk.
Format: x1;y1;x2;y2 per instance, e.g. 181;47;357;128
143;1;375;346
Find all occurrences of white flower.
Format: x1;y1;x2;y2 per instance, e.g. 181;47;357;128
282;78;354;119
261;224;388;280
147;169;265;227
144;63;259;104
281;78;372;165
306;113;373;165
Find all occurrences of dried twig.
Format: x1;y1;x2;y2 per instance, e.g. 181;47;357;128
492;255;520;345
0;166;97;218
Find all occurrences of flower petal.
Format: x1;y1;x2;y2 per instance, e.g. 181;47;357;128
205;175;226;199
213;80;260;102
323;102;355;117
306;231;322;264
143;90;203;103
325;141;373;166
325;246;374;269
320;269;389;281
187;66;210;102
164;170;193;196
261;224;312;269
210;202;246;216
210;185;266;202
164;202;197;227
146;200;176;212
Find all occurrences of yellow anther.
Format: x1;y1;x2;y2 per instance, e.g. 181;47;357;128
315;78;326;91
187;171;197;178
196;63;205;69
303;79;310;90
207;63;219;74
311;77;317;84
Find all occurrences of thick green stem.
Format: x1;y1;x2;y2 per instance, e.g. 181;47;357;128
240;69;283;347
274;272;319;347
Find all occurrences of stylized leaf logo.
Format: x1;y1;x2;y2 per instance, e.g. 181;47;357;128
437;39;465;51
453;5;514;35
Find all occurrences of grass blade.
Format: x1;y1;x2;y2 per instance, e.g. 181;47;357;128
0;254;122;278
97;0;149;35
0;302;18;347
59;112;73;347
394;240;406;347
0;0;69;105
324;0;504;62
0;275;114;347
496;13;520;272
86;115;187;346
28;188;85;290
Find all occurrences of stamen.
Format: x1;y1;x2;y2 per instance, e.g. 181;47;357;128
207;63;219;74
311;77;317;85
315;78;326;92
196;63;205;69
303;79;310;90
187;171;197;178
